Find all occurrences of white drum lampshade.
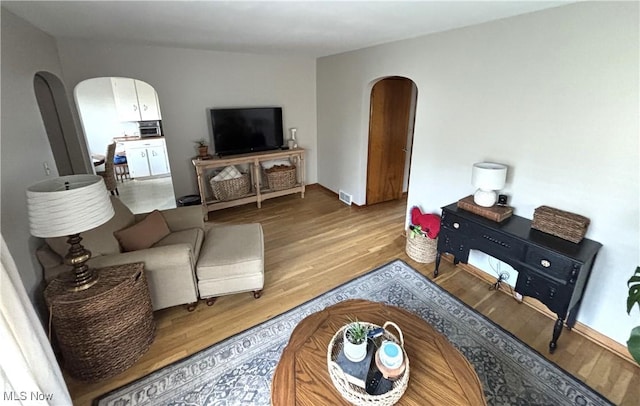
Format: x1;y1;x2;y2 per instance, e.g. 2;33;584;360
27;174;114;290
471;162;507;207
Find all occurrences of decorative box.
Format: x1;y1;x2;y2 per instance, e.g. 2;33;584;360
457;195;513;222
531;205;590;243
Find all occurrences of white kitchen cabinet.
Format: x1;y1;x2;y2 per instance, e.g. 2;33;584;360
147;146;169;175
127;146;152;178
111;78;161;122
135;81;162;120
124;139;170;178
111;78;140;122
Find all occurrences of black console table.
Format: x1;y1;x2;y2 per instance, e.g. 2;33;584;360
434;202;602;353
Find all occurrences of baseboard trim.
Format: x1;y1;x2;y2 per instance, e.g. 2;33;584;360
441;254;638;367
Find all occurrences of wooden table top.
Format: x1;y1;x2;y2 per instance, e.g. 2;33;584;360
271;299;486;406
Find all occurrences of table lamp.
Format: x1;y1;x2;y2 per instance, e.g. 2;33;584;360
27;174;114;291
471;162;507;207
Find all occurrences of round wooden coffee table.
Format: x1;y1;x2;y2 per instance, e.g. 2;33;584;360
272;299;486;405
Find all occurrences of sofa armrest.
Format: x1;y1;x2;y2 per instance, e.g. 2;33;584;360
134;205;204;232
89;244;199;311
89;243;196;270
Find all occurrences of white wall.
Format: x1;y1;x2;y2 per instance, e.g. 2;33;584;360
55;39;318;199
75;77;122;155
317;2;639;345
0;10;67;304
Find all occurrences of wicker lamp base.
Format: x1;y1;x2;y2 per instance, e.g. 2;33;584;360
44;263;156;382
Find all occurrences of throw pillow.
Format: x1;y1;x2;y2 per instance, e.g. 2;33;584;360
212;165;242;181
113;210;171;252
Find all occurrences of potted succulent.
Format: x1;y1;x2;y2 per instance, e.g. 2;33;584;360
627;266;640;364
195;139;209;158
343;319;369;362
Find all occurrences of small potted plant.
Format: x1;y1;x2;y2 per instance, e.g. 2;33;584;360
343;319;369;362
195;139;209;158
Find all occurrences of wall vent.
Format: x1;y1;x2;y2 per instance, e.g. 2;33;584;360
339;190;352;206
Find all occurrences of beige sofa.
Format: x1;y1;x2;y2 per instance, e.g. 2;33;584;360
36;197;204;311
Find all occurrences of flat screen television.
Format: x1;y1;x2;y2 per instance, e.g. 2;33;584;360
209;107;284;156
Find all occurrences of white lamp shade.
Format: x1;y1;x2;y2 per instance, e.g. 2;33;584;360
471;162;507;191
27;175;115;238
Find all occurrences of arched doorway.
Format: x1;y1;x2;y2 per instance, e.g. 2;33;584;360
366;76;417;205
33;72;91;176
75;77;176;213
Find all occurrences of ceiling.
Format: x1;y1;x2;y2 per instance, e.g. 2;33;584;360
2;1;571;58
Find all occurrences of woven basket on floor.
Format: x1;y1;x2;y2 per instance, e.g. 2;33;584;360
264;165;296;191
44;263;156;382
405;231;438;263
327;321;410;406
209;173;250;201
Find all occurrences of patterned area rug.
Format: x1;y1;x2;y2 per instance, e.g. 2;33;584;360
95;260;612;406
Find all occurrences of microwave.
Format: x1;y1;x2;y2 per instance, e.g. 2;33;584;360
139;120;162;137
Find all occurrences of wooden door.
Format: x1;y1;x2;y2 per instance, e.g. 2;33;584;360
366;77;413;205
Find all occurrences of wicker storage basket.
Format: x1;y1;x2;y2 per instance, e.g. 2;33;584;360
327;321;409;406
264;165;296;191
209;173;250;201
531;205;590;243
44;263;156;382
405;232;438;263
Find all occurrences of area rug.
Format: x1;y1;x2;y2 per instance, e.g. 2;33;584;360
95;260;613;406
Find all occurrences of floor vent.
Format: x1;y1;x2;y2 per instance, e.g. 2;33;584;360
338;190;352;206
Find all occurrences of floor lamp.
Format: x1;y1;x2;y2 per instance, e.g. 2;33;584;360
27;174;114;291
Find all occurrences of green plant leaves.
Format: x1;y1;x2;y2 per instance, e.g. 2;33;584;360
627;267;640;314
346;321;368;345
627;267;640;366
627;326;640;364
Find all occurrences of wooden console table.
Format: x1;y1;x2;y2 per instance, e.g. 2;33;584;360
434;202;602;353
192;148;305;219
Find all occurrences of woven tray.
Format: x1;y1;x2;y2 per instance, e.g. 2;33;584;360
457;195;513;222
44;263;156;382
405;232;438;263
532;205;589;243
327;321;410;406
209;173;250;201
264;165;296;191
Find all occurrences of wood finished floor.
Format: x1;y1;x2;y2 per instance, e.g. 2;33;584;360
68;186;638;405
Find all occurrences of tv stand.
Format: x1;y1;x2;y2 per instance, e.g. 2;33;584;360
192;148;305;220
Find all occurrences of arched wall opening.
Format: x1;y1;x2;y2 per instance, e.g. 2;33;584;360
33;71;91;176
74;77;176;213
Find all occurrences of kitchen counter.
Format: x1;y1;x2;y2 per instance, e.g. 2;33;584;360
113;135;165;142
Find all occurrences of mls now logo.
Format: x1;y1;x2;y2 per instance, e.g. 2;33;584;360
4;392;54;401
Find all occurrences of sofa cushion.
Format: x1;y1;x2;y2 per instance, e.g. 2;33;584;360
196;224;264;280
153;228;205;260
46;196;134;258
114;210;171;252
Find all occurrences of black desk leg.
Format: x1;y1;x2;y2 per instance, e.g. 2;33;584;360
433;252;441;277
549;317;564;353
